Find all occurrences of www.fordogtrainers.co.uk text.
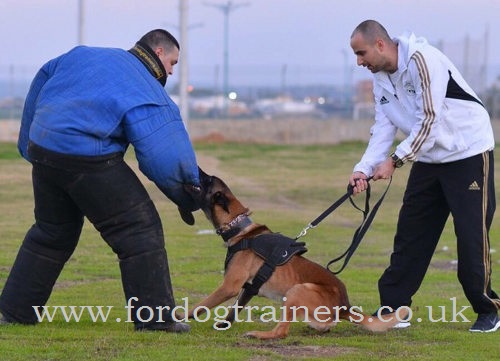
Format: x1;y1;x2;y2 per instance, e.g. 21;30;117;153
32;296;473;330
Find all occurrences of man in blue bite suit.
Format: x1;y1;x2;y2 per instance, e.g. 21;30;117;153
0;29;200;332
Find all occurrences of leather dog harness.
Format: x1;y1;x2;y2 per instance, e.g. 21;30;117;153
225;233;307;297
217;216;307;324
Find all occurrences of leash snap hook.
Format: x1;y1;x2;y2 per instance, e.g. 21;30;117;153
295;223;315;240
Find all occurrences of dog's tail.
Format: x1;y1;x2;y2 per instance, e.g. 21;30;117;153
341;308;409;332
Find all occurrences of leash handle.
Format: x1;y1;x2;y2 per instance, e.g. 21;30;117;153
327;176;392;274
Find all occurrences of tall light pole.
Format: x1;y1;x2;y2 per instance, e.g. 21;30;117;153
179;0;189;128
204;1;249;117
168;1;202;129
77;0;85;45
342;49;352;109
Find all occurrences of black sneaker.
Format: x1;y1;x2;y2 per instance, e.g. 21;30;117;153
469;313;500;333
160;322;191;333
136;321;191;333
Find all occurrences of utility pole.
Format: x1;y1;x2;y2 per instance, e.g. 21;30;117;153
77;0;85;45
179;0;189;128
168;1;202;129
342;49;352;110
280;64;287;95
204;1;249;118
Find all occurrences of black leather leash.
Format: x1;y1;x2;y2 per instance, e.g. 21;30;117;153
295;176;392;274
220;177;392;326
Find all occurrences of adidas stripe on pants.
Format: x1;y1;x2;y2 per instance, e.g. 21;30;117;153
378;151;500;314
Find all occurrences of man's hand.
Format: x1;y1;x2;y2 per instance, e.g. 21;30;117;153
373;157;396;181
350;156;397;195
349;172;369;195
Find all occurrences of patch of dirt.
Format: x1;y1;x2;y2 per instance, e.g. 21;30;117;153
196;153;223;176
53;277;118;289
236;341;353;360
192;132;227;143
196;153;302;212
0;163;31;183
131;152;303;211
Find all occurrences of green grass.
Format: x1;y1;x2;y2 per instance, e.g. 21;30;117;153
1;141;500;360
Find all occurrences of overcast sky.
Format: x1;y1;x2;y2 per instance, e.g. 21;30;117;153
1;0;499;89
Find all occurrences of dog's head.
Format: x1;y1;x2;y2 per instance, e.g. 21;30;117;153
181;167;249;230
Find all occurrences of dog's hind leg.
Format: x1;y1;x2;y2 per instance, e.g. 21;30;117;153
245;283;334;340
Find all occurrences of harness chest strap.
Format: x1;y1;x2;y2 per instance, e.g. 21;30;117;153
225;234;307;308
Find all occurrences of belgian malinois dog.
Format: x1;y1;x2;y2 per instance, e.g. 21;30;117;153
180;169;406;339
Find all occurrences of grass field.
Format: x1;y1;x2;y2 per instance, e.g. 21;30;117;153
0;141;499;360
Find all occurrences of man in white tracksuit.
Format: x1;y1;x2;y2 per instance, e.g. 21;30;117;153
348;20;500;332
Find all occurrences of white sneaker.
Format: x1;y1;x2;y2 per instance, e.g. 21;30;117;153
373;307;411;329
393;320;411;329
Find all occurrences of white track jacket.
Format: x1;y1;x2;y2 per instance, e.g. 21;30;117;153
354;32;494;177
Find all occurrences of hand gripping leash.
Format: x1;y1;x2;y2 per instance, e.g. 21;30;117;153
295;177;391;274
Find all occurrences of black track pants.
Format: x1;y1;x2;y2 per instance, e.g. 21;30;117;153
378;151;500;314
0;143;176;325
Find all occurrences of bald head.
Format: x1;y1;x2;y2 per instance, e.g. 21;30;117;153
351;20;392;44
350;20;398;74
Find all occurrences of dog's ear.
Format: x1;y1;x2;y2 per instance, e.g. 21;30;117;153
178;207;195;225
198;166;210;181
213;191;230;213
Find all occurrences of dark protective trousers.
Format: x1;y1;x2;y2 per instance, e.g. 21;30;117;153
378;151;500;314
0;143;177;328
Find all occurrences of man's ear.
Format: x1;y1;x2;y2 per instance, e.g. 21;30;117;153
154;46;164;58
178;207;195;225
